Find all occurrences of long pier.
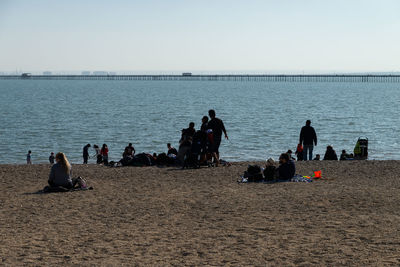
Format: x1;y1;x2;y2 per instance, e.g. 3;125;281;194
1;74;400;82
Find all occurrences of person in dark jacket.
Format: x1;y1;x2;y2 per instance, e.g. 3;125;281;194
207;109;228;166
83;144;91;164
48;152;78;188
299;120;317;161
324;145;338;160
277;153;295;180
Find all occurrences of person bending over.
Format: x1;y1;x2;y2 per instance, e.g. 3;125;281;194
277;153;295;180
48;152;78;189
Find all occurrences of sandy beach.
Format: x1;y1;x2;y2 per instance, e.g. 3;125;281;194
1;161;400;266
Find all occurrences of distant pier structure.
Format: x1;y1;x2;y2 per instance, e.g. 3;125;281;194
1;74;400;82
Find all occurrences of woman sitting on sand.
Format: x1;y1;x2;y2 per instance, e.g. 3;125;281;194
323;145;338;160
48;152;78;189
277;153;295;180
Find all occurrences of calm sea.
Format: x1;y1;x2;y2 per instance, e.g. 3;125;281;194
0;80;398;164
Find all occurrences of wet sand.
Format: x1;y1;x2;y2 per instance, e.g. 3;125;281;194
1;161;400;266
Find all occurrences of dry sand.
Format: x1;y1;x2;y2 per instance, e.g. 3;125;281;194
1;161;400;266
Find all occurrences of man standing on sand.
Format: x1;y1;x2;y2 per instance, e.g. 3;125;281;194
299;120;317;161
207;109;228;166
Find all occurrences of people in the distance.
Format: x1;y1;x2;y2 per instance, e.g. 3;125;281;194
313;154;321;160
207;109;228;166
167;143;178;156
295;143;303;161
299;120;317;161
49;152;55;164
125;143;136;157
177;122;196;165
340;150;350;161
200;116;209;164
286;150;296;161
93;144;102;164
48;152;78;189
323;145;338;160
101;144;109;165
27;150;32;164
277;153;295;180
83;144;91;164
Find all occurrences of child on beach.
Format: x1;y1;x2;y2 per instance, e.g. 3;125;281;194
49;152;55;164
27;150;32;164
101;144;109;165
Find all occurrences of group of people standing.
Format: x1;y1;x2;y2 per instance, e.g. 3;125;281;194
177;109;228;167
83;144;109;165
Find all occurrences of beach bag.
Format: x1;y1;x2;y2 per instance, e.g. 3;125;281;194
263;165;276;181
75;176;87;189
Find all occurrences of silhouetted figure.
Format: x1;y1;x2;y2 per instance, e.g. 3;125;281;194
313;154;321;160
340;150;350;161
101;144;109;165
295;143;303;161
27;150;32;164
207;109;228;166
167;143;178;156
125;143;135;157
49;152;55;164
323;145;338;160
83;144;91;164
178;122;196;165
299;120;317;161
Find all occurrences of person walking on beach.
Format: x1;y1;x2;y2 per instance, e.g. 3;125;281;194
299;120;317;161
83;144;91;164
49;152;55;164
207;109;228;166
27;150;32;164
101;144;109;165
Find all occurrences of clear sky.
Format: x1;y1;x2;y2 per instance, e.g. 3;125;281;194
0;0;399;73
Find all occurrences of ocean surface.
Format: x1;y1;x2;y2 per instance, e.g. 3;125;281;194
0;80;399;164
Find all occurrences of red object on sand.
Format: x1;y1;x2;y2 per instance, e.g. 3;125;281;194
314;170;322;179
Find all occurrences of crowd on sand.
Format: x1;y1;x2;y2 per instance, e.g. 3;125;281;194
25;112;367;190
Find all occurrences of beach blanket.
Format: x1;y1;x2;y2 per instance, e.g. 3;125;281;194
237;174;313;184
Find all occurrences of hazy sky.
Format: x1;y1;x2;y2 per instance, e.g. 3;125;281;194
0;0;399;73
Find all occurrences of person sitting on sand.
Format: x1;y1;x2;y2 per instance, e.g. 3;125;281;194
287;150;296;161
323;145;338;160
48;152;78;189
167;143;178;156
340;150;350;161
313;154;321;160
277;153;295;180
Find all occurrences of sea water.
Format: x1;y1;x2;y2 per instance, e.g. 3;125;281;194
0;79;399;164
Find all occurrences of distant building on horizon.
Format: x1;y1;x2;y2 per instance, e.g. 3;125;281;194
93;71;108;75
81;71;91;75
43;71;52;75
108;71;116;75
